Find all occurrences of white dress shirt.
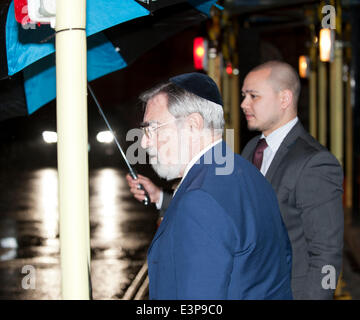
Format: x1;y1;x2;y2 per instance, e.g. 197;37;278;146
259;117;298;176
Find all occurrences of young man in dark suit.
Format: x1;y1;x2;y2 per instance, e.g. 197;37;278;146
240;61;344;299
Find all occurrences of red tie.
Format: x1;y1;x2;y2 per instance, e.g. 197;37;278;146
252;138;268;170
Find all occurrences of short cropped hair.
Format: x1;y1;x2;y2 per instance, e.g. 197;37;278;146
252;60;301;107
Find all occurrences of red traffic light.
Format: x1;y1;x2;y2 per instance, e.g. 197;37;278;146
193;37;207;70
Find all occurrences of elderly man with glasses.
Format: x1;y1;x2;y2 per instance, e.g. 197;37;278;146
128;73;293;300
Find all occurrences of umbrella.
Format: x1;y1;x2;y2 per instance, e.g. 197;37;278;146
0;0;221;121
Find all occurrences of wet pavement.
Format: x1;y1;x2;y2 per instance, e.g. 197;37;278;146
0;167;158;299
1;167;360;300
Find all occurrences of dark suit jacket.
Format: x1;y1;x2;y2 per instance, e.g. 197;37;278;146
241;121;344;300
148;141;293;299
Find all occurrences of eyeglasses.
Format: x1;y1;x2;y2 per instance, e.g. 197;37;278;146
140;118;181;139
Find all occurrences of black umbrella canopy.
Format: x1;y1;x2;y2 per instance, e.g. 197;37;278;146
135;0;188;11
0;0;211;121
105;2;207;67
0;74;27;121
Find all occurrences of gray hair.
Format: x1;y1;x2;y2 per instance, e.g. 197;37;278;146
140;82;224;134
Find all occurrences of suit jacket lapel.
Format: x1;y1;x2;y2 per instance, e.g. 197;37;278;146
147;166;198;249
265;121;305;183
242;137;259;162
148;142;222;253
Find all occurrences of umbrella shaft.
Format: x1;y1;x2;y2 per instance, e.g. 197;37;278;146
87;84;134;175
87;84;150;206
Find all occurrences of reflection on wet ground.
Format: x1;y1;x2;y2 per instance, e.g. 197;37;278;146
0;168;158;299
1;167;360;300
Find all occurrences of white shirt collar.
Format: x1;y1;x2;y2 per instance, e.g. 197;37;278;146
261;117;298;153
173;139;222;196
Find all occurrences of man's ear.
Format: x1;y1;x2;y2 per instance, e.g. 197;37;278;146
186;113;204;131
279;89;293;110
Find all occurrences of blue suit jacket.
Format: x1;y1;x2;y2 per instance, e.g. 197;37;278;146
147;142;293;299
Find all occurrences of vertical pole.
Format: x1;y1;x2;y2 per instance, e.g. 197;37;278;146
231;73;240;153
332;39;345;297
229;19;240;153
330;0;344;166
222;69;233;149
223;69;230;127
318;60;328;146
208;53;222;93
207;14;222;93
56;0;91;299
345;65;353;209
318;0;327;147
345;23;353;211
309;63;318;139
309;32;318;139
330;47;344;166
331;0;345;299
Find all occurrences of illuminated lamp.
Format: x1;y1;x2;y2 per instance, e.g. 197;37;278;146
319;28;335;62
226;63;233;75
193;37;208;70
298;55;310;78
